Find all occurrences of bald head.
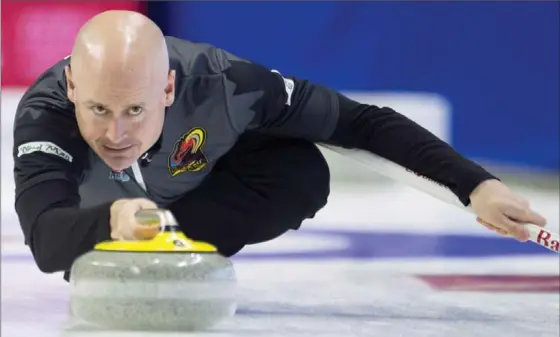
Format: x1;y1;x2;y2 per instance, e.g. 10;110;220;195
70;10;169;84
66;10;175;171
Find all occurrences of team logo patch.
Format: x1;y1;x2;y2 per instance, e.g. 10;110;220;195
168;128;208;176
17;141;73;162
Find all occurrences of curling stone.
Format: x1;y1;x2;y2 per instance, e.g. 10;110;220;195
69;209;237;331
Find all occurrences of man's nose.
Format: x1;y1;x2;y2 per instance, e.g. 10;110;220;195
105;117;127;143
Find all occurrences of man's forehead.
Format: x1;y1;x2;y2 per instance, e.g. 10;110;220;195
71;65;169;106
76;74;158;95
70;60;169;85
77;85;156;107
83;99;147;107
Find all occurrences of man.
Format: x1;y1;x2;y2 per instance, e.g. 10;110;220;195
13;11;546;281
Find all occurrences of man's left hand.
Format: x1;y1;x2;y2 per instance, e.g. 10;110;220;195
469;179;547;241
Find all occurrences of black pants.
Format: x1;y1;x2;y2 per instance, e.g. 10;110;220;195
168;133;331;257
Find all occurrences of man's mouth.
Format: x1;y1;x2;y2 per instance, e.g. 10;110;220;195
102;144;135;156
104;144;133;150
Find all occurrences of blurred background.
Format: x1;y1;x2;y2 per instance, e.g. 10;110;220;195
2;1;558;187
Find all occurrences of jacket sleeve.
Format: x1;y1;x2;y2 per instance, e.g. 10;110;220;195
13;101;112;274
222;59;497;206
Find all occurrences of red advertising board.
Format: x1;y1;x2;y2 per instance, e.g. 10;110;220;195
1;2;145;87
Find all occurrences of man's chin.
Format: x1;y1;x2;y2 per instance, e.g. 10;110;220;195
104;157;138;171
92;146;139;171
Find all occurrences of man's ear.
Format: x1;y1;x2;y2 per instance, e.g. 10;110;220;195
64;65;76;103
164;70;176;107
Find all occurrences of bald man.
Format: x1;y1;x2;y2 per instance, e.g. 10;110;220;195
13;11;547;281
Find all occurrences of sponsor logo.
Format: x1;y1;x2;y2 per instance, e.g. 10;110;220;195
17;141;73;162
173;239;186;247
536;229;559;252
271;69;294;106
109;170;130;182
168;127;208;176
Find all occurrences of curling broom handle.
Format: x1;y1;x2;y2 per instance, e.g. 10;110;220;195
319;144;559;253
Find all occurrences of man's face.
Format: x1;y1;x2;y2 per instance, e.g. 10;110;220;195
65;65;175;171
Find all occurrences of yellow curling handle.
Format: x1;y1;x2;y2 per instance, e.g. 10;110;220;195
94;231;217;252
94;209;218;253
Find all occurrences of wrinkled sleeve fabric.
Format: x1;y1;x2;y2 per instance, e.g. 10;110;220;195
221;59;497;206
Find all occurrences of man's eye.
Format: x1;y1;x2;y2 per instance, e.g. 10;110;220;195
92;106;106;115
129;106;143;116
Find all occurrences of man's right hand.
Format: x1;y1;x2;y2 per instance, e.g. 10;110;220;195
110;198;160;241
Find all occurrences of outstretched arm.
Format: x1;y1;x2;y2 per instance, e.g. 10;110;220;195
222;59;495;205
220;58;547;242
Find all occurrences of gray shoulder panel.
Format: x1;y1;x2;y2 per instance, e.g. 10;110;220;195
222;77;263;134
165;36;261;134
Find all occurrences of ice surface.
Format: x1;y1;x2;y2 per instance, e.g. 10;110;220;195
3;186;559;337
